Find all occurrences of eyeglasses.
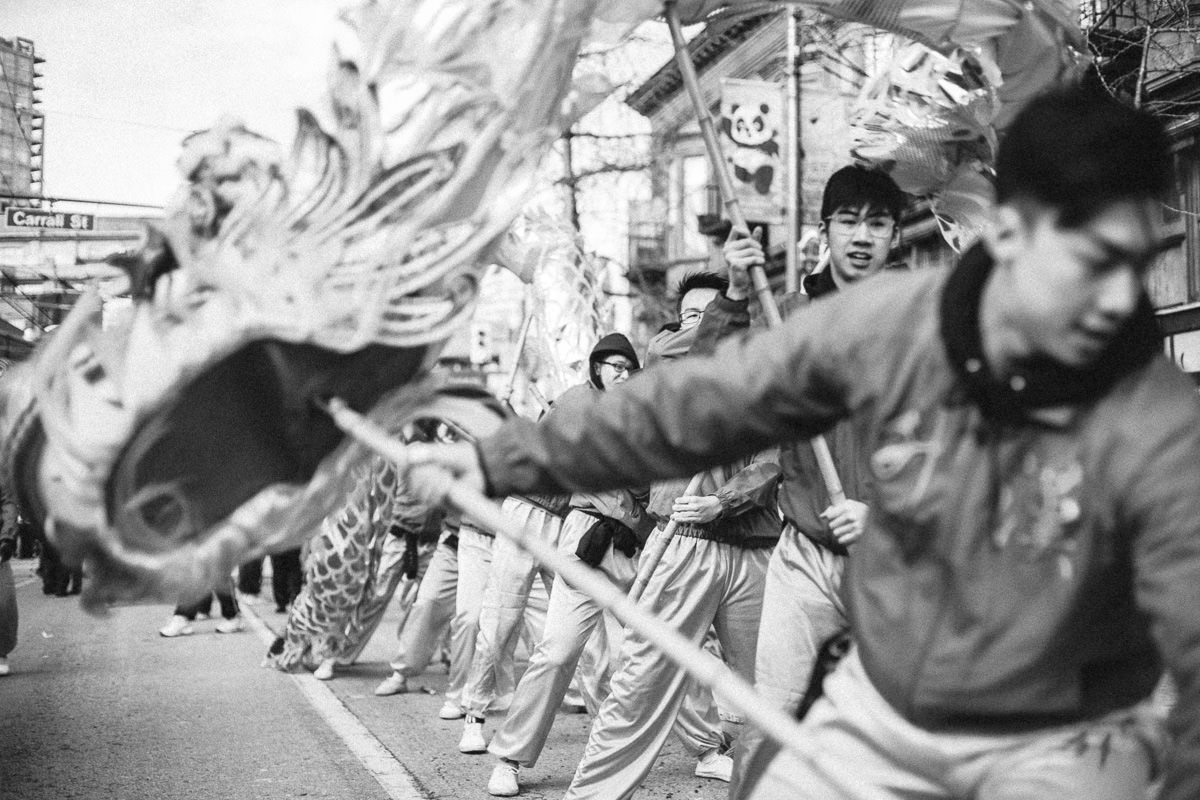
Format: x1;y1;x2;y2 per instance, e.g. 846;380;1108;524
598;360;633;374
679;309;704;327
827;212;896;239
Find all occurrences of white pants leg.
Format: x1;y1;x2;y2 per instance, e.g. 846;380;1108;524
731;527;846;799
446;525;494;708
563;536;768;800
390;533;458;677
748;648;1165;800
461;498;558;718
487;510;637;767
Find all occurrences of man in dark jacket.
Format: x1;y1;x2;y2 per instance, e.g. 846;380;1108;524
717;165;905;798
410;86;1199;800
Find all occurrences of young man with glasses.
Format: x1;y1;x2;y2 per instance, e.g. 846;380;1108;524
484;333;660;795
540;272;781;800
717;164;906;798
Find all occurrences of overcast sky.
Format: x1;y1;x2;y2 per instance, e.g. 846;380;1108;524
5;1;339;211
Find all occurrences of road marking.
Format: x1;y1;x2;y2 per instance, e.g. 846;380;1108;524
241;603;427;800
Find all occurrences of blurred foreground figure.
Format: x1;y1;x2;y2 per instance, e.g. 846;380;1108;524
411;85;1200;800
0;478;17;675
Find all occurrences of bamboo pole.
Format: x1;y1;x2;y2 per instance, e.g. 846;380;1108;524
664;0;781;328
627;473;705;602
785;6;801;295
322;397;810;755
502;289;536;403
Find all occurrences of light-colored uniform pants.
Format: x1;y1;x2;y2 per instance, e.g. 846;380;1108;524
563;531;770;800
390;531;460;693
748;647;1166;800
461;498;560;719
731;525;846;800
488;509;636;767
444;524;497;709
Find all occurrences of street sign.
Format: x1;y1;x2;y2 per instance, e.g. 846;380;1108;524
3;207;95;231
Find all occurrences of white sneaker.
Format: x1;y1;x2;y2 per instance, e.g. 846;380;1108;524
0;656;9;676
439;700;466;720
313;658;336;681
487;760;520;796
694;751;733;782
159;615;194;638
215;616;245;634
458;720;487;753
374;672;408;696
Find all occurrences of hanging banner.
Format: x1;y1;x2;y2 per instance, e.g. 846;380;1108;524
718;78;786;225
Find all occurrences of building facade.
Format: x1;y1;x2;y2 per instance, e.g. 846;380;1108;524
1086;0;1200;378
624;13;955;340
0;36;43;204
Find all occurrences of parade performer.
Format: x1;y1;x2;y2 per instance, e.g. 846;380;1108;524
483;333;655;794
377;416;536;722
556;272;782;799
717;165;905;798
411;86;1199;800
375;515;464;716
455;495;580;743
265;452;442;678
0;476;19;676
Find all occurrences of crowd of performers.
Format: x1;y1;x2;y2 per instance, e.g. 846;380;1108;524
252;85;1198;800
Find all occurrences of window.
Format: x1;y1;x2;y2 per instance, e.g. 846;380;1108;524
667;153;711;261
1171;142;1200;301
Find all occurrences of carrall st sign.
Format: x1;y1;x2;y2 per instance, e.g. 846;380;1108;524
4;207;95;231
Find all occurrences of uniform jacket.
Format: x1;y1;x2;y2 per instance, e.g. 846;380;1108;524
644;309;780;546
478;246;1200;800
554;382;654;541
695;288;871;554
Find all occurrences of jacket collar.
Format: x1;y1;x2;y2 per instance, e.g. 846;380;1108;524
802;266;838;298
939;243;1161;421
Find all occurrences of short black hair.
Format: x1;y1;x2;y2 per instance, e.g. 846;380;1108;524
674;271;728;313
820;165;905;223
996;85;1171;228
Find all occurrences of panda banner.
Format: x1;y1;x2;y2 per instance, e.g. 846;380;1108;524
719;78;787;225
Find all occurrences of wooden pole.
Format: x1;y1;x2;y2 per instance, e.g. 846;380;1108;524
664;0;781;328
627;473;705;602
785;6;802;295
322;398;810;754
502;289;536;403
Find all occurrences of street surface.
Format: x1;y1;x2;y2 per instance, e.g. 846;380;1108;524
0;557;729;800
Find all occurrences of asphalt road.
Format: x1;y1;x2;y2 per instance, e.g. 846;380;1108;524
0;558;730;800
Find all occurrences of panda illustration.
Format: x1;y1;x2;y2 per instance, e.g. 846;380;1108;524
720;102;781;196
